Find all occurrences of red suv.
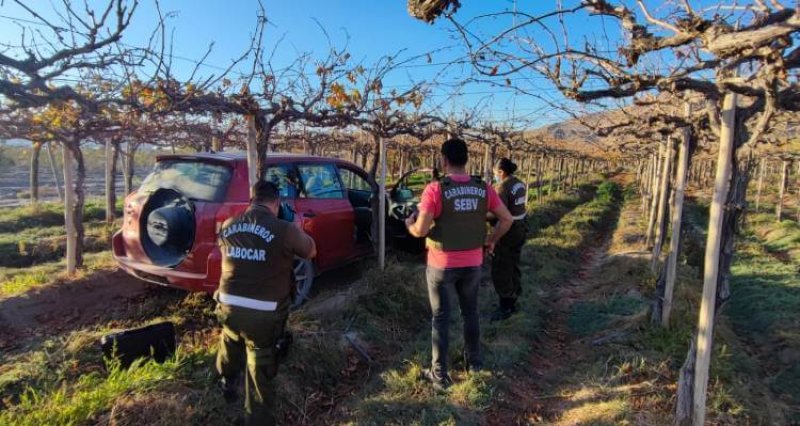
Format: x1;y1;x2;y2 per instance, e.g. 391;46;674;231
112;152;402;304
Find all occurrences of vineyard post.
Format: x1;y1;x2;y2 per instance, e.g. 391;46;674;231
692;90;737;426
46;141;63;202
662;104;692;326
646;142;665;248
641;154;652;213
525;152;533;190
246;115;258;196
652;136;674;272
105;138;115;224
777;159;789;221
755;157;765;212
30;141;43;205
63;142;77;276
378;135;387;270
536;153;543;199
482;143;491;182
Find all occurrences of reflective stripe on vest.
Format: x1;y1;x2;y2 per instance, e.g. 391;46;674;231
218;292;278;312
512;212;527;221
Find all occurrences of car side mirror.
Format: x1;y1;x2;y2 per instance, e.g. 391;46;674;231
278;202;295;222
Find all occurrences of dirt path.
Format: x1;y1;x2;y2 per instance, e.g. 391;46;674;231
489;178;661;425
0;270;155;353
491;225;618;424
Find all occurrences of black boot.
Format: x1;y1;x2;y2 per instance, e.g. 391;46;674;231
491;298;518;322
219;376;239;403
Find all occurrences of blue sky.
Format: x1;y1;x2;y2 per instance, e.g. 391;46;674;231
0;1;722;128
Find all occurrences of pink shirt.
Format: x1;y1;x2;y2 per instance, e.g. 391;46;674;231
418;174;502;269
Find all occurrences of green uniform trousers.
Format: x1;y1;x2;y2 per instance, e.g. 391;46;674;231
491;219;529;301
216;304;287;426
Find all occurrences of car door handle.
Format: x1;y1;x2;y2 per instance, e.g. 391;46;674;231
303;211;316;218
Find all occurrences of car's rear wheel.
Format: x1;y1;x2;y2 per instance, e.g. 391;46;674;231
292;258;314;308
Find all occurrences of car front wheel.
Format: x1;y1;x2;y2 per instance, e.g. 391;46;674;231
292;258;314;308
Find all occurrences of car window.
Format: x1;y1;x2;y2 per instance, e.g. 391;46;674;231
264;164;300;199
297;163;345;199
339;167;372;192
139;160;232;202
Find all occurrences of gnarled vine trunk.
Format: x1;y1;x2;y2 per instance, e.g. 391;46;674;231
71;143;86;268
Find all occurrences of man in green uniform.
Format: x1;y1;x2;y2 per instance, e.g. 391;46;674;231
490;158;529;321
215;181;316;425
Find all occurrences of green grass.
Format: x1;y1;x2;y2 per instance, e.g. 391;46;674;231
0;199;120;235
726;224;800;410
748;213;800;261
0;198;122;269
0;220;116;268
568;295;644;337
525;182;596;234
1;354;184;426
0;288;230;425
658;199;800;423
0;251;117;298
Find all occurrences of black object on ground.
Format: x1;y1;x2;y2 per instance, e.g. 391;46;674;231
100;321;176;369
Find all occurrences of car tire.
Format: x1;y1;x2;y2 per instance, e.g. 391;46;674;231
292;257;314;308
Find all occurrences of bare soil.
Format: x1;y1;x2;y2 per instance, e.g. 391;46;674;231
487;229;617;424
0;270;151;352
0;259;367;355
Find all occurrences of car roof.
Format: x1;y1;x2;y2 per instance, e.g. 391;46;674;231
157;151;337;163
155;151;365;170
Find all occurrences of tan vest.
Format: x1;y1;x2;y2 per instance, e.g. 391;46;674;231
218;205;293;310
426;176;488;251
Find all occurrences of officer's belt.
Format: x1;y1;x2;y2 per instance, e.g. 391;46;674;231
217;292;278;312
512;213;527;221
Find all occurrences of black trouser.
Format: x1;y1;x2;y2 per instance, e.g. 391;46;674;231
426;266;483;377
216;304;287;426
491;219;529;305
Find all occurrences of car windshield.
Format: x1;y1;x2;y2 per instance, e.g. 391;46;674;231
139;160;232;202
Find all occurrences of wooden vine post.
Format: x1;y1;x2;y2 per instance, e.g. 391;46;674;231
29;141;43;205
755;157;766;212
105;138;115;224
651;136;675;271
645;142;665;247
777;159;789;221
661;104;692;326
379;136;387;270
46;142;63;202
525;152;533;190
691;91;737;426
246;115;258;197
536;153;543;199
62;142;77;276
